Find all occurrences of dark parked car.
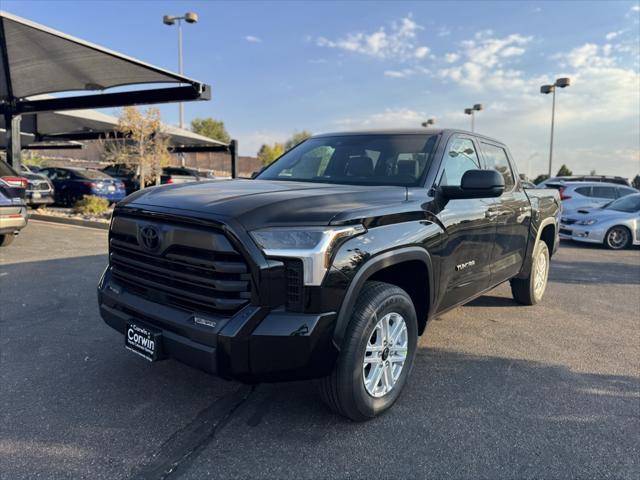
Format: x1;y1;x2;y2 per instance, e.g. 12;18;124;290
20;165;55;208
538;175;631;187
39;167;126;205
98;129;560;420
101;164;140;195
0;177;28;246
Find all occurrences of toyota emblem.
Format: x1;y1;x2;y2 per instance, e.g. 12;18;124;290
139;225;160;251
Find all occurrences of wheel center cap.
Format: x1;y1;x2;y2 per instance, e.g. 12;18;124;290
382;347;390;361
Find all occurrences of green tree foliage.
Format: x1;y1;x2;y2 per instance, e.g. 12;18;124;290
533;174;549;185
190;117;231;144
632;174;640;190
257;142;285;166
284;130;312;151
556;164;573;176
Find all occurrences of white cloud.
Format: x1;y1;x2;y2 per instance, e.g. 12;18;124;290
605;30;623;41
335;108;426;128
316;15;430;60
384;69;415;78
437;26;451;37
438;31;532;89
244;35;262;43
630;5;640;12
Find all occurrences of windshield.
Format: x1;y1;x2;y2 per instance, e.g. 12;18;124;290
257;134;439;187
604;194;640;213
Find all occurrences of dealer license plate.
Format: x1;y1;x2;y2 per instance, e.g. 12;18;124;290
125;322;162;362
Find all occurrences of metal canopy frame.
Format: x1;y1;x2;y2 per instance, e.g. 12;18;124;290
0;11;211;169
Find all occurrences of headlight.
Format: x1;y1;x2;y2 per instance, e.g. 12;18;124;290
576;219;597;225
250;225;366;285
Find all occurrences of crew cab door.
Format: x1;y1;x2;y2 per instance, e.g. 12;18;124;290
479;142;531;284
433;135;496;311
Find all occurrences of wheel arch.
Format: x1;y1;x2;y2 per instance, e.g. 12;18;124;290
332;247;434;350
605;224;632;249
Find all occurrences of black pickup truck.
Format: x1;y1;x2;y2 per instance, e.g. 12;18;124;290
98;129;560;420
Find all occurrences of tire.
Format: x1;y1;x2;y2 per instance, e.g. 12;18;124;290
0;234;15;247
511;241;550;305
604;226;631;250
319;281;418;421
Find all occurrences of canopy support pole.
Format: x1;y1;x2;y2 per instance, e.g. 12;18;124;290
230;139;238;179
4;112;21;170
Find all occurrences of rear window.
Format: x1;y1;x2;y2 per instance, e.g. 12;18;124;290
481;143;515;189
75;169;112;180
591;186;616;199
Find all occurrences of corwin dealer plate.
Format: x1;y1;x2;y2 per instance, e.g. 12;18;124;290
125;322;162;362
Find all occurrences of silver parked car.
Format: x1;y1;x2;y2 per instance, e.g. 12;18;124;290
542;181;638;213
559;193;640;249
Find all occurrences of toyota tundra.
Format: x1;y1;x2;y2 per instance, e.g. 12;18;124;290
98;129;560;420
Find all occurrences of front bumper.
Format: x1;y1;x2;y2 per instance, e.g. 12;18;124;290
98;268;338;382
559;223;605;244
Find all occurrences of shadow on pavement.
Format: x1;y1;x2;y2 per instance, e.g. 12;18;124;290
550;259;640;285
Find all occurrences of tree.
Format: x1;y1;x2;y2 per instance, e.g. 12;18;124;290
257;142;285;166
284;130;312;151
632;174;640;190
556;164;572;177
108;106;171;189
532;174;549;185
190;117;231;143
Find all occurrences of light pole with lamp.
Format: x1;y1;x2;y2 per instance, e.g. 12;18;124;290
421;118;435;128
540;77;570;177
163;12;198;129
464;104;483;132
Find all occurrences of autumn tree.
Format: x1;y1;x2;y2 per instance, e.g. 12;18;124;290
257;142;285;166
190;117;231;143
106;106;171;189
284;130;312;151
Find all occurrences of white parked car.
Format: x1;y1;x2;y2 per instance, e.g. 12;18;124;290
542;181;638;213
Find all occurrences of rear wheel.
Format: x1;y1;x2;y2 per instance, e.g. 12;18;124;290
319;281;418;421
511;241;550;305
604;226;631;250
0;234;15;247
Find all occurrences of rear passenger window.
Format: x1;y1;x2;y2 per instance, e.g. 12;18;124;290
574;186;592;197
591;186;616;199
440;137;480;187
481;143;514;189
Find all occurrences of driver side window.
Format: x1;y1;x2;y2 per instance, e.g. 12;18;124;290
439;137;480;186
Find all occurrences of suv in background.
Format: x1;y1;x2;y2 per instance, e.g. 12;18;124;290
544;181;638;212
98;129;560;421
538;175;631;187
20;165;55;208
0;177;28;246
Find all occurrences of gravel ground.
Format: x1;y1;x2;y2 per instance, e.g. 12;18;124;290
1;220;638;480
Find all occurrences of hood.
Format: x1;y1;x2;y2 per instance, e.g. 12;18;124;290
567;207;633;221
122;179;408;230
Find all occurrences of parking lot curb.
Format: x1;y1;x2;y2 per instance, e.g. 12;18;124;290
29;213;109;230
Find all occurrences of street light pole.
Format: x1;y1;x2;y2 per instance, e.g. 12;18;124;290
163;12;198;130
464;104;483;133
421;118;435;128
540;77;570;177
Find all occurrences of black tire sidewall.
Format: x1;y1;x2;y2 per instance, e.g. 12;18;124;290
605;227;630;250
343;287;418;419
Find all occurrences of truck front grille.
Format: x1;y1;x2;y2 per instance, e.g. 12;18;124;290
109;215;252;316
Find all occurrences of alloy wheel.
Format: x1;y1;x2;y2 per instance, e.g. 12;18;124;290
362;312;408;398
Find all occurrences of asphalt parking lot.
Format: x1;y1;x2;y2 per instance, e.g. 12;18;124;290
1;220;639;480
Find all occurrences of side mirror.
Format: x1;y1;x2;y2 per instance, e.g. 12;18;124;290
440;169;505;199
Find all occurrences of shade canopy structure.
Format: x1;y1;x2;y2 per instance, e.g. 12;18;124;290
0;10;211;168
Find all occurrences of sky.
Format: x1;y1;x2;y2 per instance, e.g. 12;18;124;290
3;0;640;178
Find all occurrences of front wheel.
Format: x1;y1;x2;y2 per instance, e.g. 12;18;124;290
511;240;550;305
319;281;418;421
604;226;631;250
